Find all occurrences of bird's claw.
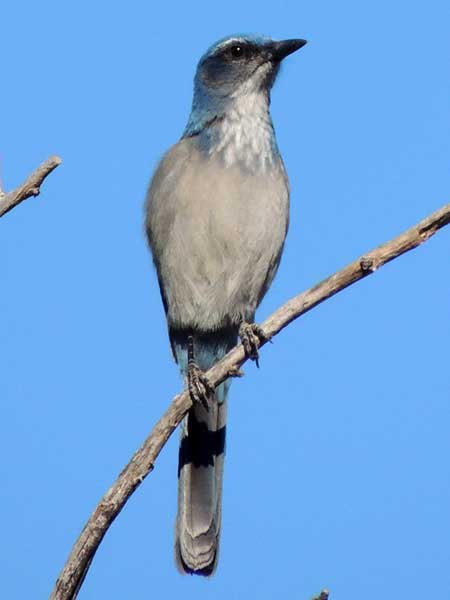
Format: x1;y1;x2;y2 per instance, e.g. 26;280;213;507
239;321;267;367
188;362;214;410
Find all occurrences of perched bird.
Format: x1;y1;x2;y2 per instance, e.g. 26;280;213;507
145;34;306;575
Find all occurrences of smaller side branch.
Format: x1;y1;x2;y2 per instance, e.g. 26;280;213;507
0;155;62;218
50;200;450;600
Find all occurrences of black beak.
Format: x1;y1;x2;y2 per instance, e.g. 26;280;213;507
269;38;307;62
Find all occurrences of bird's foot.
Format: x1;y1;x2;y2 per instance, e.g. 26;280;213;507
239;321;267;367
188;362;214;411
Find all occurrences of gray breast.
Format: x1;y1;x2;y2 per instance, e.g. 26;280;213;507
146;137;289;332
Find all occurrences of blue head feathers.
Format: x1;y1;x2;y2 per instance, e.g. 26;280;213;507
184;34;307;137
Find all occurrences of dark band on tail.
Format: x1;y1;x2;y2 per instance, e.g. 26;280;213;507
178;410;226;476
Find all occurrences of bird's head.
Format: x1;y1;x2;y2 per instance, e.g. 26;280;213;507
185;34;307;136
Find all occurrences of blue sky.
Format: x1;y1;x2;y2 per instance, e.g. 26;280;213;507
1;1;449;599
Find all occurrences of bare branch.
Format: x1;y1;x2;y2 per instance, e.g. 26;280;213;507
0;156;62;218
50;201;450;600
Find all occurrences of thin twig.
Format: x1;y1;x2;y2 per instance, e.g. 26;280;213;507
0;156;62;218
50;201;450;600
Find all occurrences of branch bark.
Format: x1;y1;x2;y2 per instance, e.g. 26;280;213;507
0;155;62;218
50;201;450;600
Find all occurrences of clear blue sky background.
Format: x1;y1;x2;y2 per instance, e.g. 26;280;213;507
2;1;449;599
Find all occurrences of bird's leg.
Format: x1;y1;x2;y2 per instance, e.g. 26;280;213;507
187;334;214;410
238;320;268;368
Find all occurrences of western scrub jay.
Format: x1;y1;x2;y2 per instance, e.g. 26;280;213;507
145;34;306;575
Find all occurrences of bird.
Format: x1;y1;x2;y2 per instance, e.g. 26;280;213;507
145;33;306;576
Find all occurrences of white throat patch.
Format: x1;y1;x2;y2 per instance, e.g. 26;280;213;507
211;63;277;172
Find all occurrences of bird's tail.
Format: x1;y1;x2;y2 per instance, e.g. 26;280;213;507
172;330;235;575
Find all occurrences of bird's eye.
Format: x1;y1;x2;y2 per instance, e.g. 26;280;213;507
229;44;245;58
